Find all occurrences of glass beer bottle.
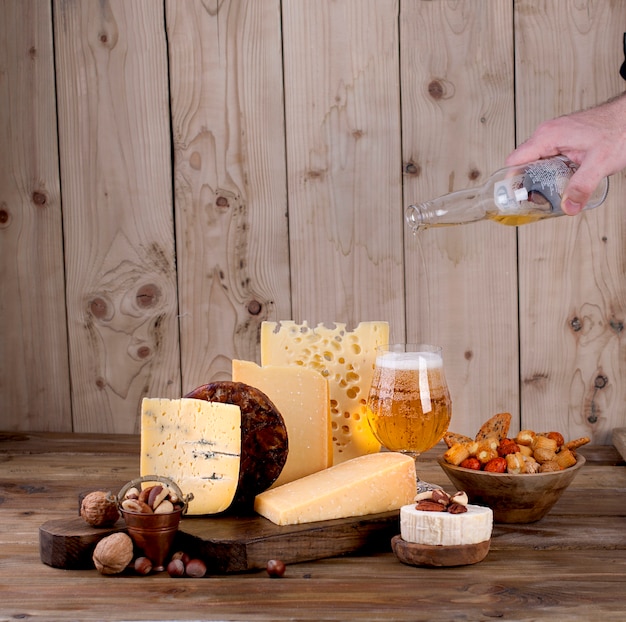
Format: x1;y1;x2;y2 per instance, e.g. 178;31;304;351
405;156;609;233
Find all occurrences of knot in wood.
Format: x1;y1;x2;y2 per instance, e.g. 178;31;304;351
216;196;230;209
32;191;47;206
594;375;608;389
136;284;160;309
89;297;111;320
247;300;262;316
404;162;421;176
570;317;582;332
428;80;444;100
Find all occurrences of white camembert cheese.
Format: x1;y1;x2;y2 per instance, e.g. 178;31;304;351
140;397;241;515
260;320;389;463
254;452;416;526
232;359;332;486
400;503;493;546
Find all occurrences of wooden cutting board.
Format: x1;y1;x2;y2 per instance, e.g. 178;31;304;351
39;511;400;573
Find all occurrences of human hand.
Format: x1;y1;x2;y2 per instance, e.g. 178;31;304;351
505;93;626;215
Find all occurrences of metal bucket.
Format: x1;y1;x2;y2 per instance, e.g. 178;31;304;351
116;475;192;572
121;506;182;571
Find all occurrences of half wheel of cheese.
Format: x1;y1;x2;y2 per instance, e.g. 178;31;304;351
185;381;288;511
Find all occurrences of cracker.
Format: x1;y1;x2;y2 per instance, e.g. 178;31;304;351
475;412;512;442
443;431;473;448
562;436;590;452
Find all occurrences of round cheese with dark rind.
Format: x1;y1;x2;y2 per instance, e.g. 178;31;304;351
185;381;288;512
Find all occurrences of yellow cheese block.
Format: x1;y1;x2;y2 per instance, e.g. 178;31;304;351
141;397;241;515
232;360;332;486
261;321;389;463
254;452;416;525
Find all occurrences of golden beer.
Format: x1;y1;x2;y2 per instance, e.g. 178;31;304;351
366;346;451;456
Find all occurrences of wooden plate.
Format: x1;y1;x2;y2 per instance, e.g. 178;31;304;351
391;535;490;567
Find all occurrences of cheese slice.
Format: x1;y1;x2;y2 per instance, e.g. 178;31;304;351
140;397;241;515
261;321;389;463
254;452;416;525
232;360;332;486
400;503;493;546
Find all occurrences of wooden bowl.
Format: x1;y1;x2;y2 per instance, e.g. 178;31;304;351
437;455;585;523
391;535;490;567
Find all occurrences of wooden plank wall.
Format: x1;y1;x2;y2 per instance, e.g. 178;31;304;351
1;0;624;443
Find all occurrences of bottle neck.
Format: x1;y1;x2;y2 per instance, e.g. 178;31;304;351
406;188;493;233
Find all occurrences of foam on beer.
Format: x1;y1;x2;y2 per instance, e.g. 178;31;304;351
376;350;443;370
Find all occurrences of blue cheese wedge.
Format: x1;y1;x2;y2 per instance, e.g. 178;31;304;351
140;397;241;515
400;503;493;546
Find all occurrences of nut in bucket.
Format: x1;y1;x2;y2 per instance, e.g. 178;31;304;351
116;475;193;572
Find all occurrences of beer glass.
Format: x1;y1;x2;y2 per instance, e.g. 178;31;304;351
366;344;451;485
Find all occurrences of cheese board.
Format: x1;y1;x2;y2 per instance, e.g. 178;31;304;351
39;510;401;573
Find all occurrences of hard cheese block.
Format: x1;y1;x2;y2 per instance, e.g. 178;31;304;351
141;397;241;515
232;359;332;486
400;503;493;546
261;321;389;463
254;452;416;526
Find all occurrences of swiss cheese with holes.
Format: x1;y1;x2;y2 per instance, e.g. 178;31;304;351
260;321;389;463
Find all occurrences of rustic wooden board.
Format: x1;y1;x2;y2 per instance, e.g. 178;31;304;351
39;511;400;573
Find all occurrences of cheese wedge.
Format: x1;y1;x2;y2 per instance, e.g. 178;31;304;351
261;321;389;463
254;452;416;525
140;397;241;515
400;503;493;546
232;360;332;486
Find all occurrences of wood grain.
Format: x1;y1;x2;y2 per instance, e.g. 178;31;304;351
282;0;405;340
2;1;626;441
0;0;71;431
400;0;519;439
167;0;291;390
39;511;400;573
2;433;626;621
515;0;626;443
53;0;180;433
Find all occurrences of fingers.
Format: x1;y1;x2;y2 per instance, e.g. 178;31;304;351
561;164;607;216
505;120;564;167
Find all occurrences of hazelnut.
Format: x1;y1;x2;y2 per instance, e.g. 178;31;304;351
92;532;133;575
167;558;185;577
185;558;207;578
134;556;153;575
80;491;119;527
171;551;191;566
266;559;286;578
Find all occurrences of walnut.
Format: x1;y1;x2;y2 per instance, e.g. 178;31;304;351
81;491;120;527
92;532;133;575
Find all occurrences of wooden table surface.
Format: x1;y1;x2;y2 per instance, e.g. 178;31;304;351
2;432;626;621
